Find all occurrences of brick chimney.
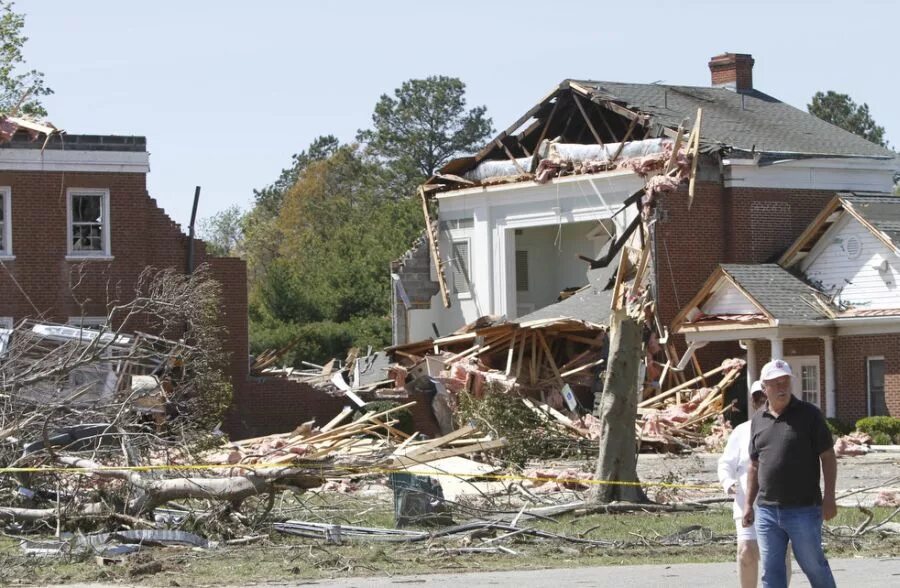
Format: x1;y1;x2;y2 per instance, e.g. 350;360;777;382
708;53;754;92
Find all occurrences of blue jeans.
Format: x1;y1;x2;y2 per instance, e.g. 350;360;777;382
756;504;836;588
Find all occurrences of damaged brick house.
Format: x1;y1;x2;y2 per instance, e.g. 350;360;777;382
392;53;898;423
0;127;248;409
0;124;348;438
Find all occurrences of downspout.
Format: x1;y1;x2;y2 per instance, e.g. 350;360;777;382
187;186;200;274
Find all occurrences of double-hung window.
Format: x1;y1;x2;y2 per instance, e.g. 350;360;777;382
67;188;111;257
0;187;11;258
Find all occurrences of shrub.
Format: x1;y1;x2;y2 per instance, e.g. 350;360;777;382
870;432;893;446
855;416;900;443
826;418;851;438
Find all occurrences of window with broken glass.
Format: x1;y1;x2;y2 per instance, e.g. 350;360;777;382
68;190;109;255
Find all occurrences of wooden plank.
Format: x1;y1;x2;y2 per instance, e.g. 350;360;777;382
609;116;639;164
628;244;651;299
505;331;517;376
402;425;478;458
515;330;527;380
665;123;685;174
321;407;353;432
529;97;561;172
419;187;450;308
637;364;732;408
559;358;605;379
559;333;605;347
391;438;508;467
530;332;537;385
495;138;527;174
688;108;703;204
573;93;604;146
536;330;564;386
692;355;708;388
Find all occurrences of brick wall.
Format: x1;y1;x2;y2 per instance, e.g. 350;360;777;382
0;168;263;436
834;334;900;423
723;188;835;263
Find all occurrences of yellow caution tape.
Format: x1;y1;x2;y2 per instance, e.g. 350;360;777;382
0;461;719;491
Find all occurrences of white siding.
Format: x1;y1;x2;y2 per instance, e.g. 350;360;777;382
801;216;900;310
701;282;761;315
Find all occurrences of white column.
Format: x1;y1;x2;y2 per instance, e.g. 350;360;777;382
769;337;784;360
745;339;758;413
823;335;836;418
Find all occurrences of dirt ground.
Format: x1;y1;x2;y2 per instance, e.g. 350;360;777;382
633;449;900;506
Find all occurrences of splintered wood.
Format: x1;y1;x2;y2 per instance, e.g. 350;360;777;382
193;405;507;474
386;316;607;412
638;358;745;451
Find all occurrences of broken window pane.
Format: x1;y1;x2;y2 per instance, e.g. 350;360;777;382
71;194;104;252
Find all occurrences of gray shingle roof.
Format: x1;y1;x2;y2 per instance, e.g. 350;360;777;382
572;80;895;159
516;256;617;324
841;193;900;247
720;264;830;322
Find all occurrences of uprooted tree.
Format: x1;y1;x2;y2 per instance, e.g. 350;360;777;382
0;266;321;528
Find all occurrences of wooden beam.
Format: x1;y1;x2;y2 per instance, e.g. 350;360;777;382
629;243;652;299
505;331;517;376
530;97;561;172
609;116;639;165
419;188;451;308
536;330;564;386
688;108;703;205
637;363;732;408
665;123;685;174
573;93;604;146
495;138;527;174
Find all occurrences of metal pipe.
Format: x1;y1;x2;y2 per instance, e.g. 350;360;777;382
187;186;200;274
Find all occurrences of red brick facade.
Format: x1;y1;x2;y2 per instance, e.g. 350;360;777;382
653;165;898;421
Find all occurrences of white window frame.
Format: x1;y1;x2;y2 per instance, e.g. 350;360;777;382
449;238;472;300
0;316;13;356
787;355;821;407
66;188;112;259
867;356;886;417
0;186;12;258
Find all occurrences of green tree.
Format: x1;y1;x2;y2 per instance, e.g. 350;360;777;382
808;91;888;147
198;204;244;257
0;1;52;117
252;134;340;217
249;144;421;363
357;76;493;190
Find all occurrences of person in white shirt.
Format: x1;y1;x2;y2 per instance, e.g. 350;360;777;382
718;381;791;587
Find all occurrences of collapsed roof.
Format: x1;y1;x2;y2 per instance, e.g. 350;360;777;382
426;77;895;194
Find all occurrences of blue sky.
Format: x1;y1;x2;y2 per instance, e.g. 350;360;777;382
17;0;899;228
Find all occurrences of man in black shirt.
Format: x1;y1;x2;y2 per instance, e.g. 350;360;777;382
743;358;837;588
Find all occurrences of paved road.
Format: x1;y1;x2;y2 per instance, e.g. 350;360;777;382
273;558;899;587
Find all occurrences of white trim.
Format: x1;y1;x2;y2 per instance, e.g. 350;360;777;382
722;157;896;192
66;188;111;257
787;355;821;407
866;356;886;416
822;335;836;418
0;186;10;256
449;237;472;299
0;149;149;173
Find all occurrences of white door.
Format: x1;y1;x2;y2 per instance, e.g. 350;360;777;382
787;356;821;407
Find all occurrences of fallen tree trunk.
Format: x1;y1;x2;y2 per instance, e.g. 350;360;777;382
590;308;647;504
56;456;324;515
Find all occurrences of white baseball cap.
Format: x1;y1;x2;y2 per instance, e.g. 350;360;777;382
761;359;793;381
750;380;764;395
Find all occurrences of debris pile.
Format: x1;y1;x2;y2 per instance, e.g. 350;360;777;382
638;358;745;451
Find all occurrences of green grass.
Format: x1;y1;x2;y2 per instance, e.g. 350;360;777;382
2;506;897;586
